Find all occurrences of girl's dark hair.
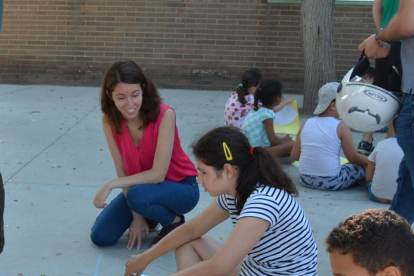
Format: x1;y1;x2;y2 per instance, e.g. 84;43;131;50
236;68;262;105
100;60;162;135
253;79;283;111
192;126;297;214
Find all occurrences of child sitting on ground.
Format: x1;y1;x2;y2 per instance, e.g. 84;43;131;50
291;82;368;190
241;79;294;157
224;69;293;129
366;121;403;203
224;68;262;129
125;127;318;276
326;209;414;275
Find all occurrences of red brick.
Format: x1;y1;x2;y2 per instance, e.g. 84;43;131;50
0;1;375;93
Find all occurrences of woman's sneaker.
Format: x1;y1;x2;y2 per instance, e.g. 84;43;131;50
146;218;160;232
357;141;374;156
151;215;185;246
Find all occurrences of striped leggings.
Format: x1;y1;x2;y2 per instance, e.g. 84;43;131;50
300;164;365;191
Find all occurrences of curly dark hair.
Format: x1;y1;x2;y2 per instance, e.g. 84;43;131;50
100;60;162;135
253;79;283;111
192;126;297;214
326;209;414;275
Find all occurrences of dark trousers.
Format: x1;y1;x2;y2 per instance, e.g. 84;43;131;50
0;173;4;253
374;42;402;91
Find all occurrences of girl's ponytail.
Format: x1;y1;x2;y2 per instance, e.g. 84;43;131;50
236;146;297;214
236;84;249;105
236;68;262;105
253;87;261;111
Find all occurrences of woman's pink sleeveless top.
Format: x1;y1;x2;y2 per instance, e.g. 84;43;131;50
112;103;197;182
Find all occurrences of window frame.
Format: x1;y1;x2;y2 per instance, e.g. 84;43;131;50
267;0;373;5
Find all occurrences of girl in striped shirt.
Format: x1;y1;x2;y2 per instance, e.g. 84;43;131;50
125;126;317;276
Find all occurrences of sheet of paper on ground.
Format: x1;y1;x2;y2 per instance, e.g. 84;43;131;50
292;157;349;168
274;100;300;135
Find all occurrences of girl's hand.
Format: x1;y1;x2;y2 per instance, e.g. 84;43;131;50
281;134;292;143
127;214;149;250
284;98;293;104
125;254;149;276
93;180;113;208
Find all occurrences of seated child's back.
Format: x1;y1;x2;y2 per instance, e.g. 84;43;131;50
241;79;294;157
224;68;261;129
291;82;368;191
299;116;341;177
242;105;275;147
366;122;403;202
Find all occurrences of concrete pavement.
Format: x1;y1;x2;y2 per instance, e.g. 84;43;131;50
0;84;389;276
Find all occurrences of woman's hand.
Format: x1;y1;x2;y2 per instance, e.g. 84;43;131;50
93;180;113;208
127;213;149;250
125;254;149;276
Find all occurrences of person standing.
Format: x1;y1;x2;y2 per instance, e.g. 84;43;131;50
0;173;4;254
0;0;5;254
358;0;402;155
359;0;414;224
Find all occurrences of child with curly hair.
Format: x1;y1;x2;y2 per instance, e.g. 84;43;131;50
326;209;414;276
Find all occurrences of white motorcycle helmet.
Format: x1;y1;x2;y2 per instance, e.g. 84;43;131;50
336;67;401;132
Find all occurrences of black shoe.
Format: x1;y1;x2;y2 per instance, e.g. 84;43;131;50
357;141;374;156
151;215;185;246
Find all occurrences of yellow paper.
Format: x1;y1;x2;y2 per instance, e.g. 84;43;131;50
292;157;349;168
274;100;301;135
340;157;349;165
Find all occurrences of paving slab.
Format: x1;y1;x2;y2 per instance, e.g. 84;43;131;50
0;84;395;276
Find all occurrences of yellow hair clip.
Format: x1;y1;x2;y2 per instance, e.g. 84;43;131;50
223;142;233;161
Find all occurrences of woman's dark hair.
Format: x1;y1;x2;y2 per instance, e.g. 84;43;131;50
236;68;262;105
326;209;414;275
192;126;297;214
253;79;283;111
100;60;162;135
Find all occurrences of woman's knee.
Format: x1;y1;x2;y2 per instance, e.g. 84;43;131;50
90;228;119;247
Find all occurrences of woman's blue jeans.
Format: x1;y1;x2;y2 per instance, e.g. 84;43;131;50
90;177;199;247
390;95;414;224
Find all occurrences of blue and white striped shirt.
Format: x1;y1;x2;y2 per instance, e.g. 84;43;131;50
216;185;317;276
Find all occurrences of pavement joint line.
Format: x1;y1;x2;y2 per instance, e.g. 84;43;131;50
4;105;99;184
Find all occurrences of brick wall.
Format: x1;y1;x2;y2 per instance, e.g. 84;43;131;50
0;0;376;93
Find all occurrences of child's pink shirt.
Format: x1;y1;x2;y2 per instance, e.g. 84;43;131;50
224;92;255;129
